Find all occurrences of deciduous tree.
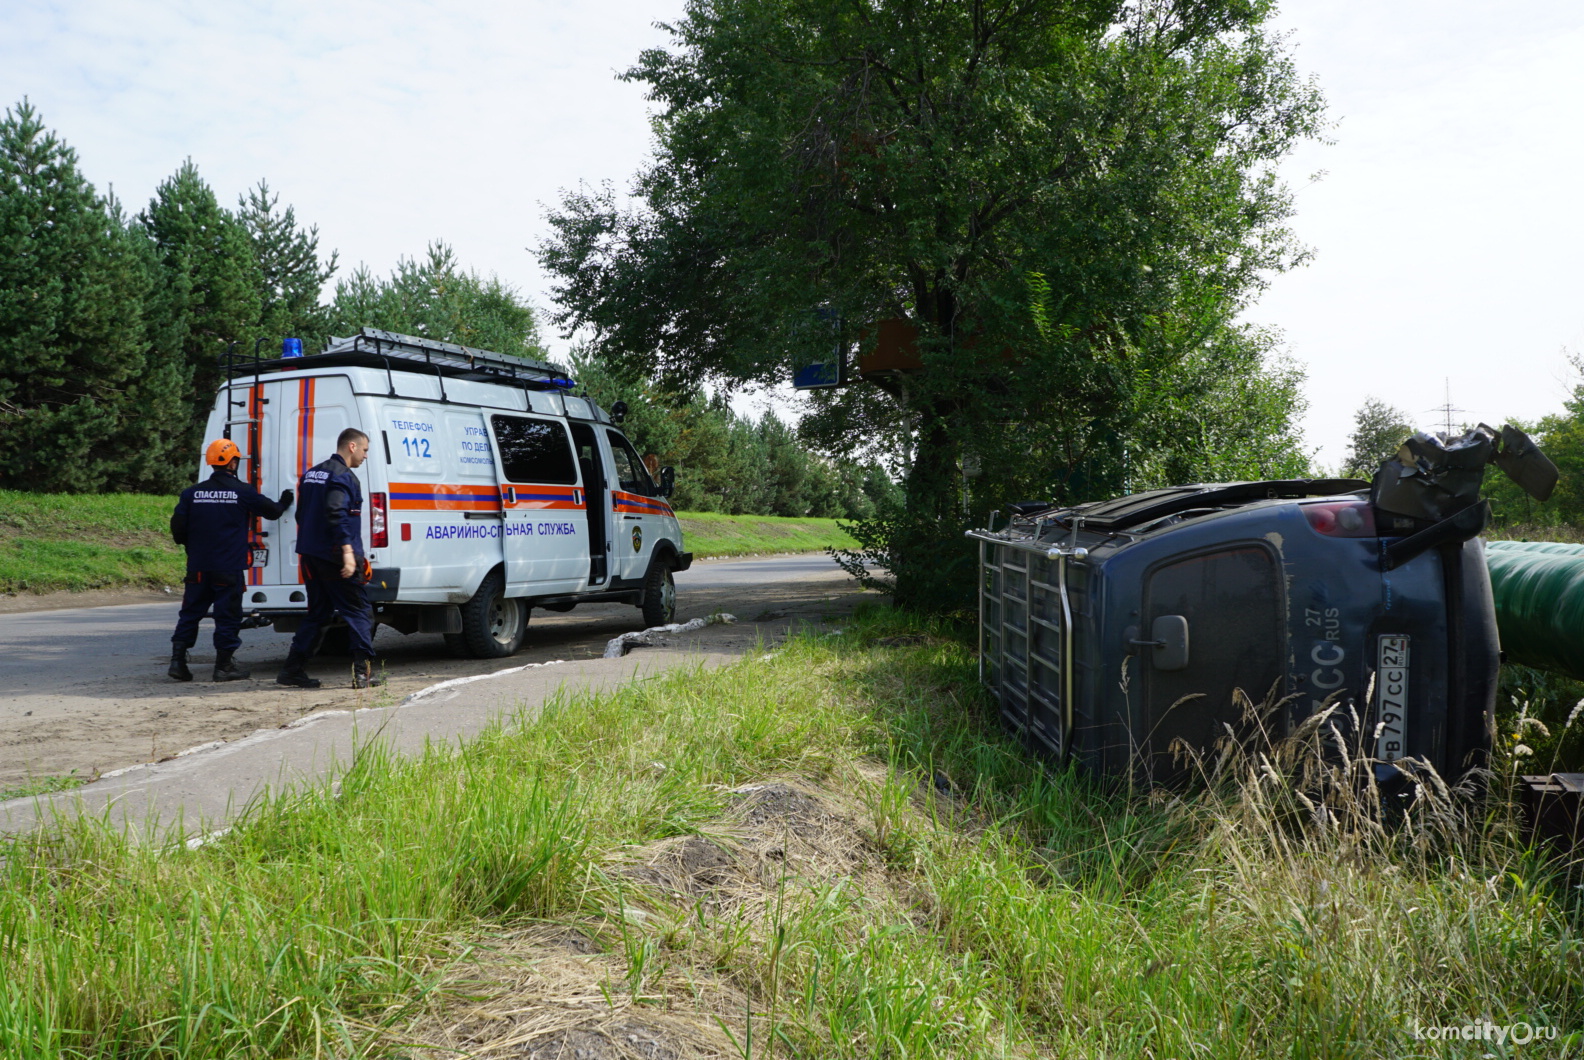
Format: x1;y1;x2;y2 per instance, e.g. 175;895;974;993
542;0;1325;608
1343;396;1416;479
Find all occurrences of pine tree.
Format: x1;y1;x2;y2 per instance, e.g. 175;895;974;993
107;191;195;492
236;180;337;350
0;99;150;491
141;160;264;465
326;241;546;360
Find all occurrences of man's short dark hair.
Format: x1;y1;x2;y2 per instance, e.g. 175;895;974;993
337;428;370;450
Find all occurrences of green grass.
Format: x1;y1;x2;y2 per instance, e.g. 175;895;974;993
0;773;92;804
0;490;856;595
0;490;184;593
2;606;1580;1058
676;510;858;558
1488;523;1584;545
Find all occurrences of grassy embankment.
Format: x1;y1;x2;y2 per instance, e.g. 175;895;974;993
0;490;856;595
2;604;1579;1058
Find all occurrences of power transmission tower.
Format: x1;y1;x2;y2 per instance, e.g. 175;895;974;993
1425;378;1468;436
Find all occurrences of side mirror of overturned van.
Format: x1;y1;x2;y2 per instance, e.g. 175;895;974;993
658;466;676;498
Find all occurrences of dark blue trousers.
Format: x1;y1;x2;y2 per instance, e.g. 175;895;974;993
289;554;377;661
171;570;245;653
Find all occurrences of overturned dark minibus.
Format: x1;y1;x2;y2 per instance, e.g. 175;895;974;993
967;424;1558;787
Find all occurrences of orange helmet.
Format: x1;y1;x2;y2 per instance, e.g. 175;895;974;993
205;438;243;466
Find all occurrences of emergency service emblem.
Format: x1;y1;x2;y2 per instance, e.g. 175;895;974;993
632;525;643;553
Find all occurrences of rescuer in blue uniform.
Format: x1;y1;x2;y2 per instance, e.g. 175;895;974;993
277;427;383;689
168;439;294;681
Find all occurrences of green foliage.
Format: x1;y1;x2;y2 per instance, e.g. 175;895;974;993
327;241;546;360
541;0;1324;609
139;159;266;469
1343;396;1416;479
1499;663;1584;773
1487;356;1584;529
0;100;154;491
571;351;894;518
237;179;338;348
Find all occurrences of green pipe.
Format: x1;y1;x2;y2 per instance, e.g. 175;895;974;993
1485;539;1584;680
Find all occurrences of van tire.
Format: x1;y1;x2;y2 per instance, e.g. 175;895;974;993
640;560;676;627
458;571;526;658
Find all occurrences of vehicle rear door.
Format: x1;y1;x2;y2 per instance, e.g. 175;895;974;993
1142;544;1285;784
233;374;357;597
486;412;587;596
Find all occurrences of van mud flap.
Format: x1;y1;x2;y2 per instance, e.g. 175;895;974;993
369;567;401;602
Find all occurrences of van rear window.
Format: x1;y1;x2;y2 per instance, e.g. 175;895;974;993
492;415;576;484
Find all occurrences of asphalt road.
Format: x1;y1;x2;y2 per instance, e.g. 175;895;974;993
0;553;838;692
0;553;858;793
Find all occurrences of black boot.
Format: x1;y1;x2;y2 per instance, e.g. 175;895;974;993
168;647;193;682
213;650;251;682
352;658;384;689
276;651;321;689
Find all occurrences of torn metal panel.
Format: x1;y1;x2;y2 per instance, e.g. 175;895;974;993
1372;423;1558;522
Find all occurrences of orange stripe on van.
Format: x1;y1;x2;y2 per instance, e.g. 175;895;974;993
612;490;674;517
388;483;503;511
501;483;584;511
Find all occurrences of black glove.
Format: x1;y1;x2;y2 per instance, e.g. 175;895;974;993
278;489;295;508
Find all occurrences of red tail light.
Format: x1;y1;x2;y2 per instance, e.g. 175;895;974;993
370;492;388;548
1302;499;1376;538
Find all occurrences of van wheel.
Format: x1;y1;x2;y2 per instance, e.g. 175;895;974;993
459;571;526;658
640;561;676;627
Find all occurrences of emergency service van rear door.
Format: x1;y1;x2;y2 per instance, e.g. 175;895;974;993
229;374;357;604
487;412;588;597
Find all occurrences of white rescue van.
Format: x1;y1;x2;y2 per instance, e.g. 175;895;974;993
202;328;691;657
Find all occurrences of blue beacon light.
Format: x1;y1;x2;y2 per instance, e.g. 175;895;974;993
282;337;304;358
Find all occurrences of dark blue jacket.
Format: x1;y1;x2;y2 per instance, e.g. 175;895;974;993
170;470;290;572
296;454;365;563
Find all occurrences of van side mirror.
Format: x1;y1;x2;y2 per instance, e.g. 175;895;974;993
1129;615;1190;671
659;466;676;498
611;400;628;425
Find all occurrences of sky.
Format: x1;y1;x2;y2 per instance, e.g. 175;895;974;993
3;0;1581;469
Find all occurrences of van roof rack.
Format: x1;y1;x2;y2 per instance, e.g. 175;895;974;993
227;328;576;392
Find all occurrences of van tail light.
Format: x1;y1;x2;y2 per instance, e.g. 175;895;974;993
1302;499;1376;538
370;492;388;548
